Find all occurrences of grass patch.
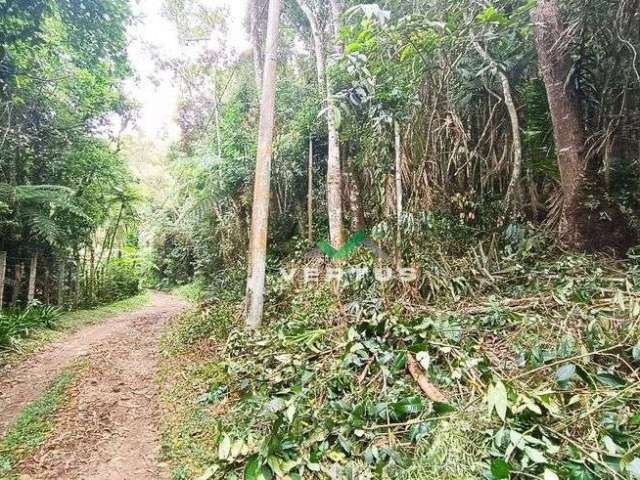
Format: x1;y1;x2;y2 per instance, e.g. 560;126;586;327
0;365;83;478
55;290;152;330
171;280;209;303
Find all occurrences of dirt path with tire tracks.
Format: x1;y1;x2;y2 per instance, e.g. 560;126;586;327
0;292;189;479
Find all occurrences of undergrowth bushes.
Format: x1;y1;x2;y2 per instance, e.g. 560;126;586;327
161;227;640;480
0;303;62;349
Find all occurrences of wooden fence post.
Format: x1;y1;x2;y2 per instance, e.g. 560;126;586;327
0;252;6;311
11;262;23;305
27;253;38;303
57;260;66;307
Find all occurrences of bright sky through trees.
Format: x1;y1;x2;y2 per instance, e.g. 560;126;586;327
126;0;249;142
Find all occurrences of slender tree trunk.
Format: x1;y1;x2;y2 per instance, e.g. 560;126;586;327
89;245;95;303
105;203;124;266
394;121;403;264
74;262;81;308
249;0;266;89
57;260;66;307
27;253;38;303
245;0;282;329
473;41;522;212
212;73;222;159
532;0;633;253
0;252;6;311
44;267;50;304
326;2;344;249
296;0;343;248
296;0;325;91
307;136;314;243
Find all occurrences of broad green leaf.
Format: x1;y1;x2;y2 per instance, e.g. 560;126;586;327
488;380;508;421
390;396;424;418
490;458;511;479
596;372;626;388
244;456;273;480
556;363;576;382
525;446;547;464
433;402;456;414
244;456;261;480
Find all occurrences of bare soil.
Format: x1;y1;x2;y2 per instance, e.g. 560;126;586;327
0;292;189;479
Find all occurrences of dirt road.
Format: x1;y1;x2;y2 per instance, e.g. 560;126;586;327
0;292;189;479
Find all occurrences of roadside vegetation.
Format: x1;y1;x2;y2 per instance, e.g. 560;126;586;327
0;0;147;346
153;0;640;478
2;0;640;479
0;292;151;364
160;229;640;479
0;365;84;479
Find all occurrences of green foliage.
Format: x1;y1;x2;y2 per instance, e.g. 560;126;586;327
0;303;63;349
161;243;640;479
0;0;140;309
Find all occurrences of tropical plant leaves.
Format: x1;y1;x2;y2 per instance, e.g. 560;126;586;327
491;458;511;479
487;380;509;421
556;363;576;383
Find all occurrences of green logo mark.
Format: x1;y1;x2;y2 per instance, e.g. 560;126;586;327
317;230;368;260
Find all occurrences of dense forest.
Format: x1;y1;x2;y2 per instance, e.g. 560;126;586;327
2;0;640;479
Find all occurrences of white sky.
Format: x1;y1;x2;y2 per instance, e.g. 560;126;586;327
125;0;250;144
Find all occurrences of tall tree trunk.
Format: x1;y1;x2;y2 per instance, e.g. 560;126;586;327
326;2;344;249
345;156;366;232
0;251;6;311
245;0;282;330
105;203;124;267
27;253;37;303
532;0;633;253
307;136;314;243
296;0;325;90
74;260;81;308
394;121;403;264
296;0;344;248
57;260;66;307
249;0;266;89
212;73;223;159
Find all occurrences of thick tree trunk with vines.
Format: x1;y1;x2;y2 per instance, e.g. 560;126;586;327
245;0;281;329
532;0;633;253
345;156;366;233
